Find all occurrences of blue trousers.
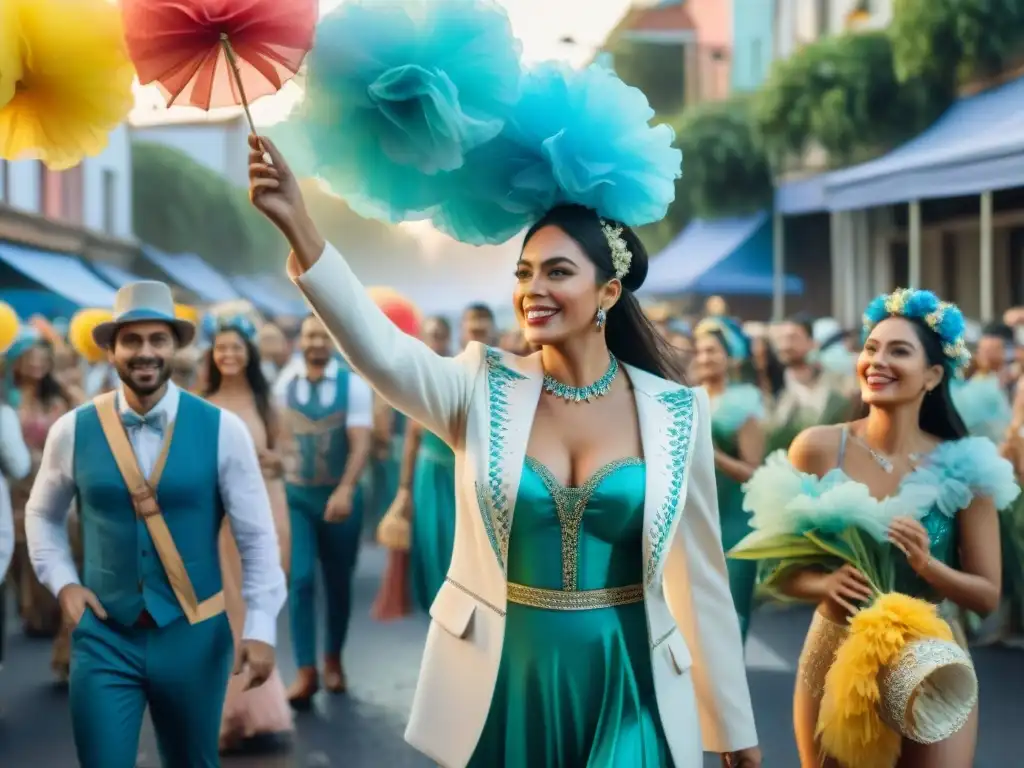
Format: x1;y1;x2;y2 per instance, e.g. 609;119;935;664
69;608;233;768
287;484;363;668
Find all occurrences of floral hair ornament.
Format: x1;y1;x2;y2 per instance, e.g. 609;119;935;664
862;288;971;376
695;315;749;361
601;221;632;280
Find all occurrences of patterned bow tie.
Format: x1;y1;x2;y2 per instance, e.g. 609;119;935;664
122;411;166;436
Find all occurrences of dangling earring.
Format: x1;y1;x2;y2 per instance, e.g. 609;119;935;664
595;307;607;331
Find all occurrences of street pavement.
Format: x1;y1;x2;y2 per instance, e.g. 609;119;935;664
1;546;1021;767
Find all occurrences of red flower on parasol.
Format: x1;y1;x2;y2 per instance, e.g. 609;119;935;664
367;287;422;338
121;0;317;135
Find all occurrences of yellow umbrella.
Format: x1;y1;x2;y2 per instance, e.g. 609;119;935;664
174;303;200;325
0;301;20;355
68;308;113;364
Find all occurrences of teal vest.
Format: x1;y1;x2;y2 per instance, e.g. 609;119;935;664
284;371;350;488
74;392;225;628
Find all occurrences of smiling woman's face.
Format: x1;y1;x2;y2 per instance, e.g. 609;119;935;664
857;316;943;407
513;225;619;347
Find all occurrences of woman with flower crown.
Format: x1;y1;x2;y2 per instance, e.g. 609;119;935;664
742;289;1019;767
202;315;294;754
244;2;761;765
691;317;765;641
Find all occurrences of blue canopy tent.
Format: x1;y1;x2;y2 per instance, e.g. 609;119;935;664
642;212;803;296
825;74;1024;210
92;261;145;288
141;247;240;304
0;242;117;319
232;275;306;317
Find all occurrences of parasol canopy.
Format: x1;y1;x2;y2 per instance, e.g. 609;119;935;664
121;0;317;135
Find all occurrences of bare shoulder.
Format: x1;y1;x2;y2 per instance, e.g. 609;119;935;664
788;424;845;476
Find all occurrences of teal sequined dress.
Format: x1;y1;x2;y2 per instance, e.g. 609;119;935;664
469;457;673;767
709;384;764;640
409;429;457;611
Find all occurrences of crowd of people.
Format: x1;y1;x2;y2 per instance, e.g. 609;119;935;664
1;254;1023;766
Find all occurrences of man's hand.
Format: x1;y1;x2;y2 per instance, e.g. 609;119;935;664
57;584;107;627
722;747;762;767
233;639;276;690
324;484;354;523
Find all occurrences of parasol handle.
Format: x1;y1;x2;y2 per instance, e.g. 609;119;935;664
219;33;267;158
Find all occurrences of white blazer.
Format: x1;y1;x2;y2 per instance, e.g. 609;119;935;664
291;244;758;768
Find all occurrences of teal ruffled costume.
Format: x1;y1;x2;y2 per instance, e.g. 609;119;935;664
742;436;1020;601
951;375;1012;444
470;457;671;767
710;384;764;640
409;430;457;611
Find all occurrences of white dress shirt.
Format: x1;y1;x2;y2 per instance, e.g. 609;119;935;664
273;358;373;428
0;403;31;582
23;382;287;645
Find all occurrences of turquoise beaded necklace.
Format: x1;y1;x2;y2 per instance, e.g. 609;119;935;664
542;355;619;403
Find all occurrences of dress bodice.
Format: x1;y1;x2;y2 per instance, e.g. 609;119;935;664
506;457;646;592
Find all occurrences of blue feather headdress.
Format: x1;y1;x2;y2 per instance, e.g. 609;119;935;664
695;316;749;361
862;288;971;376
286;0;682;244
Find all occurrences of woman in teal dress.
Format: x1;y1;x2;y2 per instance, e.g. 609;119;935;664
742;289;1018;768
692;318;765;641
385;316;458;612
247;17;761;760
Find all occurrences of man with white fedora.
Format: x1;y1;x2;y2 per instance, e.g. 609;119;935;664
24;280;287;768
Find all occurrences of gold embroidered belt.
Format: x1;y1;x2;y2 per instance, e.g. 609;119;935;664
506;582;644;611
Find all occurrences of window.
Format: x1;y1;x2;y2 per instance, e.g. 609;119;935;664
61;164;84;225
750;39;763;84
0;159;7;202
39;163;61;218
102;169;117;234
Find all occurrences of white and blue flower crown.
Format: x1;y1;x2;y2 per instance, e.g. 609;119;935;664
862;288;971;375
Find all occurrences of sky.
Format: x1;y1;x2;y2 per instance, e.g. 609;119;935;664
129;0;634;127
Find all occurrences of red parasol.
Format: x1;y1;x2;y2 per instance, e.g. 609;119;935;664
120;0;317;137
367;287;422;338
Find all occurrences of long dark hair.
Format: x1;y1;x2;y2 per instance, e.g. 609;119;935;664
522;204;686;383
203;327;276;448
907;318;968;441
13;342;71;409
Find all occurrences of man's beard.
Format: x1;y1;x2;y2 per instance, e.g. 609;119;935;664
304;351;330;367
116;358;170;396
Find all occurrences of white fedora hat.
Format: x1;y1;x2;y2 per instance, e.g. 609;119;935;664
92;281;196;348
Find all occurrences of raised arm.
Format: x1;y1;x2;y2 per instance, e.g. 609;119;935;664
248;136;482;446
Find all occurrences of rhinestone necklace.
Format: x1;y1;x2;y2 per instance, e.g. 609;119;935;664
543;355;619;403
853;434;922;474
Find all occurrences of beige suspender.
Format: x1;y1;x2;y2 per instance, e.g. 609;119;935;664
93;392;225;625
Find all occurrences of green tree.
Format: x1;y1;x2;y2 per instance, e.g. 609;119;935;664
673;96;772;219
609;40;687;117
753;31;948;166
131;141;285;273
890;0;1024;87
